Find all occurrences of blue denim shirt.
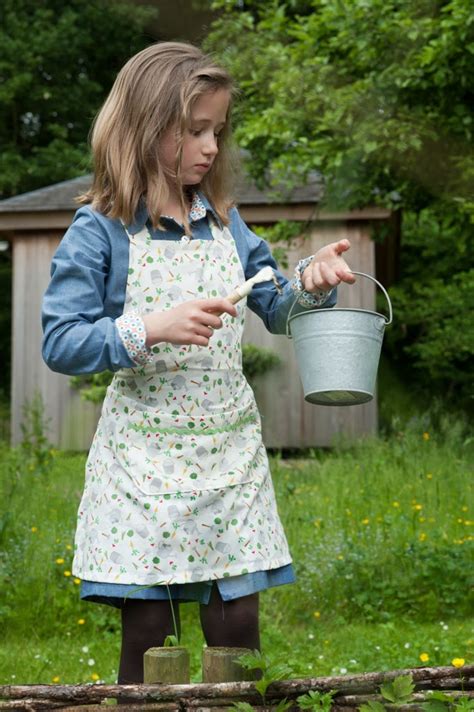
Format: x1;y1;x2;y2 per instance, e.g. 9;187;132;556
41;192;336;375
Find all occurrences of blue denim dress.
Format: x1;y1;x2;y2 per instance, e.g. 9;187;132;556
81;564;296;607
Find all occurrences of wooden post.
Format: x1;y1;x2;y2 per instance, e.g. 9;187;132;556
143;647;190;684
202;646;260;683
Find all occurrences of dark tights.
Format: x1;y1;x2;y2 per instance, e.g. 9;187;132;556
118;583;260;684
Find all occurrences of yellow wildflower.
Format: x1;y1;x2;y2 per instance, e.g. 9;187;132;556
451;658;465;668
426;473;433;480
422;432;430;441
78;618;85;625
64;570;72;577
419;533;427;542
392;501;400;508
313;611;321;619
413;504;423;511
66;544;73;551
52;676;60;683
461;506;468;512
74;578;81;585
91;673;100;681
31;526;38;533
56;558;65;565
361;518;370;525
419;653;430;663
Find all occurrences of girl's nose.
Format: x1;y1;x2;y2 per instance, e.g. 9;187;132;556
203;134;219;156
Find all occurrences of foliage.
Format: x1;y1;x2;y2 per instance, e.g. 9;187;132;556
252;220;308;268
207;0;474;213
0;0;156;199
235;649;293;704
20;391;54;477
422;691;474;712
163;635;180;647
241;343;281;381
297;690;336;712
69;343;281;402
206;0;474;410
379;674;415;704
0;418;472;682
69;371;114;404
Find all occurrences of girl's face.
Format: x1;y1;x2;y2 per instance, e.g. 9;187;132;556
160;88;230;190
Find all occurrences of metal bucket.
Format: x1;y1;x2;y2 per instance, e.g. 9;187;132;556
287;272;392;406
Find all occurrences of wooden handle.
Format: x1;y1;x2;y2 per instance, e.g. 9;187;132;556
226;290;244;305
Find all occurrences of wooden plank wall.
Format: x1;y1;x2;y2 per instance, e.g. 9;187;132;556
11;221;379;450
11;233;100;449
243;220;378;448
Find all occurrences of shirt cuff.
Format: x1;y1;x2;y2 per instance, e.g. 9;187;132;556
116;311;155;366
292;255;334;307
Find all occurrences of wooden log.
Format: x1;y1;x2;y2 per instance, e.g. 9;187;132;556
1;666;472;704
143;647;190;684
202;647;260;683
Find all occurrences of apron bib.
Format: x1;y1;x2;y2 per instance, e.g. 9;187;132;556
72;218;292;585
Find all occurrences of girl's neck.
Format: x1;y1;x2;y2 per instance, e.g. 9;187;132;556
163;188;192;225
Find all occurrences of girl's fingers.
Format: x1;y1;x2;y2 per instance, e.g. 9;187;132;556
201;297;238;317
334;239;351;254
198;312;223;330
194;323;215;339
319;261;340;288
335;267;357;283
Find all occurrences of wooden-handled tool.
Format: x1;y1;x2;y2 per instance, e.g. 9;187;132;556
226;266;282;304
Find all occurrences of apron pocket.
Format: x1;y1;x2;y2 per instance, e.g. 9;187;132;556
105;388;264;495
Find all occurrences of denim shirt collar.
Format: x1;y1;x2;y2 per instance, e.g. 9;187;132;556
125;191;222;235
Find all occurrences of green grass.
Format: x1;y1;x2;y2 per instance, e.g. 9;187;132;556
0;414;472;685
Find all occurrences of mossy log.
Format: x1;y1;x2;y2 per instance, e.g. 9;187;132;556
0;664;472;710
143;646;190;684
202;647;260;683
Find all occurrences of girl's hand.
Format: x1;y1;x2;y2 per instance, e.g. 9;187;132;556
142;298;238;348
302;239;356;292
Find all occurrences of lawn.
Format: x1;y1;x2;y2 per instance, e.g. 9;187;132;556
0;412;472;685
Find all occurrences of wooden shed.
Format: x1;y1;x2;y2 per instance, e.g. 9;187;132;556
0;174;397;450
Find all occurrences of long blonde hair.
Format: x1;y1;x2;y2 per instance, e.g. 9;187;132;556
78;42;237;232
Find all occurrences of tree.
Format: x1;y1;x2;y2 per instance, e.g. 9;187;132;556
206;0;474;410
0;0;156;198
0;0;156;396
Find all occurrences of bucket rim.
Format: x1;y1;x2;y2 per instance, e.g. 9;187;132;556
288;306;389;324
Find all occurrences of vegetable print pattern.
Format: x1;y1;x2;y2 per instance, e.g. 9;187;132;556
72;217;292;585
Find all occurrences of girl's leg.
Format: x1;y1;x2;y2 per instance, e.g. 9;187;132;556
118;598;181;684
199;582;260;650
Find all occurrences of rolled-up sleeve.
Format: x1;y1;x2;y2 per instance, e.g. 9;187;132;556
41;209;136;375
230;208;336;335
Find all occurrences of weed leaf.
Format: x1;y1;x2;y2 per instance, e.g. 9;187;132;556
422;700;450;712
380;674;415;704
297;689;336;711
232;703;255;712
359;702;386;712
163;634;179;647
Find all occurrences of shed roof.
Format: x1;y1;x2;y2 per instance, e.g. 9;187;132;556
0;172;324;213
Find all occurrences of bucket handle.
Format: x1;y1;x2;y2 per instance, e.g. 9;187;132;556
286;270;393;339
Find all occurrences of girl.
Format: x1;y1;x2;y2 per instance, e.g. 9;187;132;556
41;41;354;684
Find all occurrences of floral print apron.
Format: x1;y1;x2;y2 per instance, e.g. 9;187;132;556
72;218;292;585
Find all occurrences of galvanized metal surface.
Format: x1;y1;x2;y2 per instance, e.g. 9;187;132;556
287;273;392;407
